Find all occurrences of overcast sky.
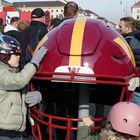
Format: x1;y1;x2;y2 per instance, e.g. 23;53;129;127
5;0;136;24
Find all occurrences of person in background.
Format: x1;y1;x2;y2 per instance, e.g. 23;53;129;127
4;17;19;33
77;102;140;140
20;7;48;69
45;2;79;140
50;18;60;30
4;17;20;42
52;1;79;28
119;17;140;106
0;34;47;140
119;17;140;38
18;20;30;31
19;8;48;139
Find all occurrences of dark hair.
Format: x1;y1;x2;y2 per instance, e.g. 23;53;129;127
120;17;135;30
64;1;79;17
51;18;60;26
10;17;19;24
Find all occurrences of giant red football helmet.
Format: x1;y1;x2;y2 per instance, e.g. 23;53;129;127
37;17;136;76
29;17;138;140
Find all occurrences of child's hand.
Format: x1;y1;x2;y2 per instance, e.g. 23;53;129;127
25;91;42;107
82;117;94;126
31;46;47;68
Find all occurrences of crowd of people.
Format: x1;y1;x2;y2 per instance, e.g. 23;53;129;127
0;1;140;140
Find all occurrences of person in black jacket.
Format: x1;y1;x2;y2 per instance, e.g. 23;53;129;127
19;8;48;139
119;17;140;38
119;17;140;106
20;8;48;69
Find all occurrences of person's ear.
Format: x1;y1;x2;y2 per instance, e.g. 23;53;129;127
63;12;65;18
14;21;18;28
76;12;79;17
126;26;131;33
41;16;45;23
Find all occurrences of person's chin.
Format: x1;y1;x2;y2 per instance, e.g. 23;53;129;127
13;64;19;68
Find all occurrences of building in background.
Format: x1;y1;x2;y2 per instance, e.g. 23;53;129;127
0;0;116;27
84;10;99;19
132;0;140;20
0;0;12;11
12;1;100;20
13;1;100;19
13;1;65;19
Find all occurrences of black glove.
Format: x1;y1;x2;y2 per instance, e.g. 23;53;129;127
31;46;47;68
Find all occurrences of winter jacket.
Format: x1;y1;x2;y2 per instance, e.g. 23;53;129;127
123;30;140;92
77;126;99;140
19;21;48;68
0;62;36;132
77;126;137;140
4;24;21;44
4;30;20;43
4;24;18;33
124;30;140;72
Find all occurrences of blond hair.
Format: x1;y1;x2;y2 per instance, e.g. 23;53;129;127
99;123;139;140
18;20;29;31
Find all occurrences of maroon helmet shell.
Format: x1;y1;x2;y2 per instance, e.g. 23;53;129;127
36;17;135;79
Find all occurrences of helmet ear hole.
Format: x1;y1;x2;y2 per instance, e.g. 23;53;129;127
123;119;128;123
107;121;111;125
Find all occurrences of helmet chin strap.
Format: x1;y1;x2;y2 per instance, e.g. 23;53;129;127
0;54;11;66
2;55;19;69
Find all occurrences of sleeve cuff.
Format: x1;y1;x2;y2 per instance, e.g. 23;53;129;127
30;63;38;70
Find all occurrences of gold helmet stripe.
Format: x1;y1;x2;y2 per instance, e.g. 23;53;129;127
114;37;136;67
69;18;87;66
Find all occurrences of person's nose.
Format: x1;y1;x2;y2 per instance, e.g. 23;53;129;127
17;55;20;58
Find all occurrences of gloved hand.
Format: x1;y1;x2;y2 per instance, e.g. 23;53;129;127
31;46;47;68
25;91;42;107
